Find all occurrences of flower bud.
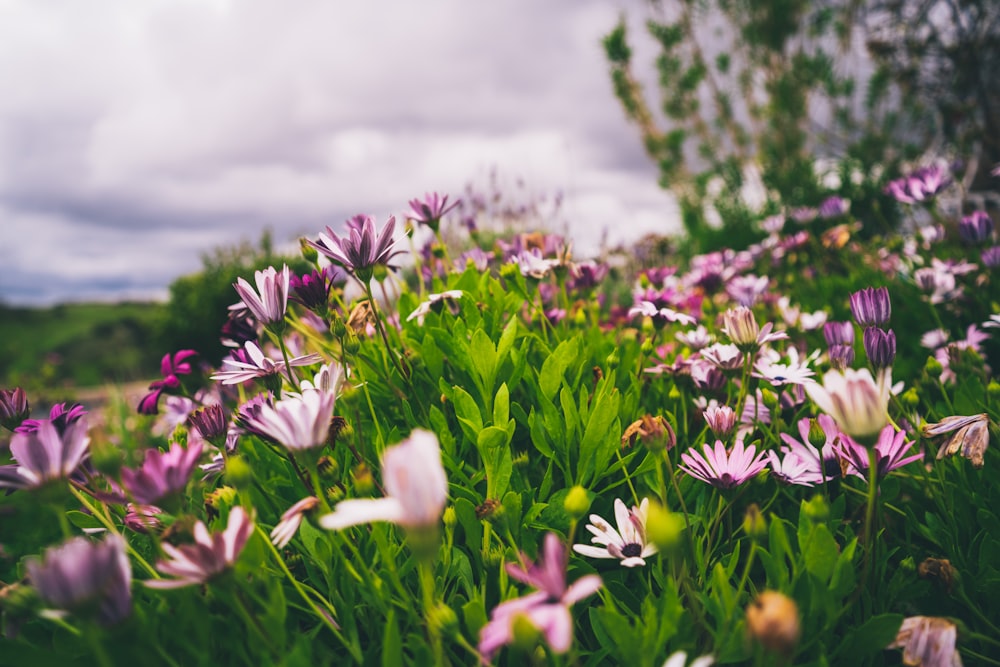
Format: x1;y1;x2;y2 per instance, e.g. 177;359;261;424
849;287;891;328
299;237;319;264
668;386;681;402
428;602;460;639
924;356;943;378
863;327;896;370
901;388;920;408
746;591;800;656
511;613;542;652
343;333;362;356
352;462;374;496
330;316;347;339
564;486;591;520
316;455;340;481
988;381;1000;400
742;504;767;539
0;387;30;432
442;506;457;529
760;388;779;411
645;501;685;552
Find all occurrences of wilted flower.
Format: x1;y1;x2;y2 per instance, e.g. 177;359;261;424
837;425;923;479
234;265;290;327
888;616;962;667
307;215;406;282
138;350;198;415
270;496;320;548
958;211;993;244
211;341;321;385
119;441;204;506
850;287;891;328
146;507;254;589
679;439;768;489
407;192;460;232
806;368;889;442
27;534;132;627
746;591;800;656
573;498;657;567
924;413;990;468
0;387;29;431
0;418;90;490
320;429;448;530
479;533;602;661
621;414;675;451
406;290;464;324
237;388;337;452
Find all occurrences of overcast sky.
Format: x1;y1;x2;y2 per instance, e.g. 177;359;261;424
0;0;680;306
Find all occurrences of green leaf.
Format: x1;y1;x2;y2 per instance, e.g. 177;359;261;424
469;328;497;397
836;613;903;660
539;338;580;399
66;510;104;530
478;425;514;498
493;383;510;426
802;524;840;583
451;385;484;441
382;610;403;667
496;317;517;365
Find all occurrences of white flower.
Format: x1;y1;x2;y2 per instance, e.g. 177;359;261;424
573;498;657;568
320;429;448;530
406;290;464;324
233;265;290;325
805;368;889;442
239;388;336;451
663;651;715;667
211;341;322;385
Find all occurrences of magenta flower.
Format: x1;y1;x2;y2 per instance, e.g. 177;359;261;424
407;192;460;232
884;165;950;204
210;341;321;385
479;533;603;661
320;429;448;531
679;439;768;489
146;507;254;589
233;265;290;326
138;350;198;415
959;211;994;244
573;498;657;567
837;425;923;480
0;417;90;490
16;402;87;434
119;441;204;505
289;266;342;312
0;387;29;431
703;404;737;439
237;388;336;452
307;215;406;281
850;287;891;328
27;534;132;627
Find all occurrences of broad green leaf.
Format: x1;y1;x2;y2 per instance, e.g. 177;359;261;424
451;385;484;441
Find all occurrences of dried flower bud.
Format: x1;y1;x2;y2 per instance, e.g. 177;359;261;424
746;591;800;656
622;414;675;451
917;557;956;593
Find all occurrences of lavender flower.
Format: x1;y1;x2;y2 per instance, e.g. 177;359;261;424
837;425;923;479
766;450;823;486
234;265;290;327
0;418;90;490
679;439;768;489
818;196;849;219
753;348;816;387
849;287;891;328
187;404;229;447
307;215;406;282
982;246;1000;268
407;192;460;232
27;534;132;627
138;350;198;415
863;327;896;370
806;368;889;442
119;441;204;505
146;507;254;589
823;321;855;347
699;343;744;371
238;388;336;452
958;211;993;244
479;533;602;661
884;165;950;204
726;274;769;307
828;344;855;371
676;326;712;350
924;413;990;468
210;341;321;385
124;504;164;534
320;429;448;530
0;387;29;431
573;498;657;567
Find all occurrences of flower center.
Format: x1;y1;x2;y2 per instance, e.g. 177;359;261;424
621;543;642;558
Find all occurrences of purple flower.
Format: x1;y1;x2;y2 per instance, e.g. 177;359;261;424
863;327;896;370
676;325;712;350
237;388;336;452
573;498;657;568
837;425;923;480
187;404;229;446
726;274;769;307
679;439;768;489
27;534;132;626
818;196;849;219
124;504;164;534
959;211;994;244
567;260;609;292
479;533;603;661
0;387;29;431
828;344;855;371
234;265;290;327
146;507;254;589
849;287;891;328
766;449;823;486
119;441;204;505
407;192;460;232
320;429;448;530
17;402;88;434
0;417;90;490
700;343;744;371
289;267;342;312
138;350;198;415
307;215;406;282
823;321;854;347
982;246;1000;269
884;165;950;204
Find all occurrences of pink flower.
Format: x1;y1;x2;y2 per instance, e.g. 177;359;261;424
138;350;198;415
119;441;204;505
270;496;320;548
805;368;889;442
237;388;336;452
837;425;923;480
146;507;254;589
320;429;448;530
307;215;406;281
479;533;602;661
407;192;460;232
679;439;768;489
210;341;321;385
629;300;698;328
0;418;90;490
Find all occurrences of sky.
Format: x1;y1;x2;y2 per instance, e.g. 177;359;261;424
0;0;680;306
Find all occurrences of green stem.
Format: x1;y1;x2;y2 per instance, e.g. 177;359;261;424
419;559;446;666
69;486;159;579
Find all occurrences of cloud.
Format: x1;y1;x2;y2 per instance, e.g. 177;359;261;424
0;0;679;305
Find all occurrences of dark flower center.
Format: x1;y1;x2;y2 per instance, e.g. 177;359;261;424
621;543;642;558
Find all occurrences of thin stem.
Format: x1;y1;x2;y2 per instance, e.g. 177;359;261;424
68;486;159;579
419;559;445;666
